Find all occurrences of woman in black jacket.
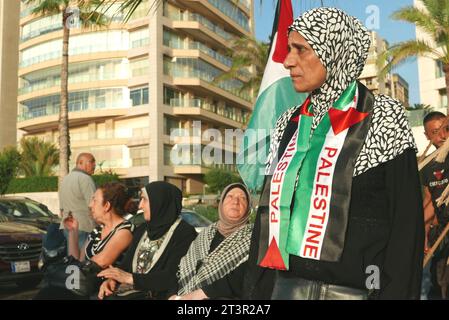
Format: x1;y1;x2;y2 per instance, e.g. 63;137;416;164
97;181;197;300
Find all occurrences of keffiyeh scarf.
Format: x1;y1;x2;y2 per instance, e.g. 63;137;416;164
177;223;253;295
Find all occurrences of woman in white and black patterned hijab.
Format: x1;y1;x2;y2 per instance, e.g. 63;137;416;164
288;7;371;128
244;7;424;300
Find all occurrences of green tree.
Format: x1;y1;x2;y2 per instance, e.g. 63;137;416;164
378;0;449;114
204;168;242;194
19;137;59;177
99;0;260;22
214;36;269;100
25;0;109;188
0;147;21;195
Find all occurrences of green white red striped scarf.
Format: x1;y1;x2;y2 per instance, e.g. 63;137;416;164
259;82;372;270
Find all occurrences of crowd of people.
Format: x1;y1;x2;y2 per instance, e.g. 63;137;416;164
34;7;449;300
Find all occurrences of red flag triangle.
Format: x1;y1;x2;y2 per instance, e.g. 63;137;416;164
259;237;287;270
272;0;294;63
328;108;369;135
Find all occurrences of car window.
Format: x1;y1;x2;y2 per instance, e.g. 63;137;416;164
0;201;20;217
0;207;10;221
0;202;12;215
23;201;52;217
181;211;210;227
0;200;51;219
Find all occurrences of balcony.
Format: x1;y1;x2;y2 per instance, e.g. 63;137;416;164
173;163;237;175
164;58;252;105
169;98;245;127
176;0;250;36
164;39;232;68
163;11;235;49
127;127;150;147
17;107;129;133
18;88;130;131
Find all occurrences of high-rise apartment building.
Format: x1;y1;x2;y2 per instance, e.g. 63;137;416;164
17;0;254;193
415;0;447;110
358;31;410;108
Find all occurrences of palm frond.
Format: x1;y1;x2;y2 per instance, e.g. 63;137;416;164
19;137;59;177
421;0;448;28
378;39;442;79
392;6;437;37
26;0;65;16
213;36;269;99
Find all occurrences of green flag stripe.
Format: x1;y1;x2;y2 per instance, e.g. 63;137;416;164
277;116;312;268
286;116;330;253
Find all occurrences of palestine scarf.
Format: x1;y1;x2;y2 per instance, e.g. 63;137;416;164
258;8;416;270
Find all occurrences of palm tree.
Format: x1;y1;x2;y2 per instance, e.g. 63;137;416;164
19;137;59;177
25;0;108;187
214;36;269;100
378;0;449;114
97;0;244;22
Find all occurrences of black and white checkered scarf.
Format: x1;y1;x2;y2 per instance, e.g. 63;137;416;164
177;223;253;295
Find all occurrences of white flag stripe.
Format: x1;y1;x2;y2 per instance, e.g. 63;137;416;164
258;32;292;96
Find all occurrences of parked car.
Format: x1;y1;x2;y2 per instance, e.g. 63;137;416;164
0;197;60;289
0;213;45;288
126;209;212;233
0;197;59;231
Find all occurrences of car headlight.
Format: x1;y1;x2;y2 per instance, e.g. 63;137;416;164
38;256;44;270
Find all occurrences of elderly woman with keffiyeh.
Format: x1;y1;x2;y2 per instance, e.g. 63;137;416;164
169;182;253;300
243;7;424;300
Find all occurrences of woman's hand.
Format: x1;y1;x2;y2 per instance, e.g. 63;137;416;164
63;213;79;232
171;289;207;300
98;279;117;300
97;266;133;285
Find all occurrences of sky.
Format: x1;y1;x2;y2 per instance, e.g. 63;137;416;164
253;0;420;105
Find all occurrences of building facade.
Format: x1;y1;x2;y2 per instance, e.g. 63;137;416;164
17;0;254;193
415;0;447;110
0;0;20;150
358;31;410;108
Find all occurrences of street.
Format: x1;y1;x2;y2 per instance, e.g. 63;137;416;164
0;282;39;300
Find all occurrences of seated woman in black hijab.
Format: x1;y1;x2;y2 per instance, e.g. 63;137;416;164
97;181;197;300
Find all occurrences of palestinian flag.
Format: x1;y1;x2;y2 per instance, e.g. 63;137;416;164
237;0;307;192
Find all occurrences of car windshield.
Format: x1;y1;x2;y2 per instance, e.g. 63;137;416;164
181;211;211;227
0;199;52;219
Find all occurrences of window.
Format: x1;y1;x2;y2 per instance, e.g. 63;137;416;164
436;60;444;78
130;87;149;106
130;58;150;77
439;89;447;108
130;28;149;48
164;116;180;136
164;145;174;165
130;146;149;167
163;85;182;106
